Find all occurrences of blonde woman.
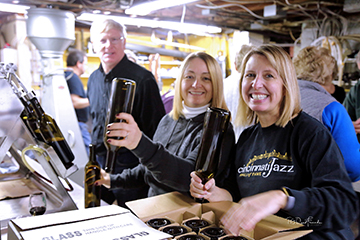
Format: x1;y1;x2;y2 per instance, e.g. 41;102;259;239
190;45;357;239
98;52;235;198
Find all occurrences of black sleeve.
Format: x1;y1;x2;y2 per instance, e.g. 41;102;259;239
109;164;147;189
131;133;200;193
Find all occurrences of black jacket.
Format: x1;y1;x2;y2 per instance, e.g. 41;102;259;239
87;55;165;171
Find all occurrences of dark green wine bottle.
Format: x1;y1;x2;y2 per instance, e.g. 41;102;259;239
194;107;230;203
19;90;74;169
103;78;136;173
195;107;230;184
84;144;101;208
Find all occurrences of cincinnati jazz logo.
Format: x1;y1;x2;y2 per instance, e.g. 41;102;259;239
238;150;294;178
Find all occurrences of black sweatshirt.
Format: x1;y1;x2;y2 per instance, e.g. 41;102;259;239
224;111;358;239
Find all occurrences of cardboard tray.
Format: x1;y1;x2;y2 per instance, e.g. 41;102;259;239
126;192;312;240
7;205;171;240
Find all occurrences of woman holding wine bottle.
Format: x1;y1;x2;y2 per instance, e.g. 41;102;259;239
96;52;235;197
189;45;358;239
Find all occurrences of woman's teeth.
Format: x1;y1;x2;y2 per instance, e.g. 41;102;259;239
251;94;267;100
190;91;203;95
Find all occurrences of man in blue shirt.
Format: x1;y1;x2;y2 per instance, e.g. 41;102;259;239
65;50;91;155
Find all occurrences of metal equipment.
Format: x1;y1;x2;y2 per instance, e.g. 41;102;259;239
0;62;79;238
0;7;89;237
25;7;88;185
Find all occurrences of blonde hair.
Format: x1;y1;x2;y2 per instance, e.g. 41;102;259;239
90;18;127;43
235;44;301;127
293;46;335;85
170;52;228;120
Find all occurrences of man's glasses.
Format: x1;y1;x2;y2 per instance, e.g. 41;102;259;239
99;37;124;45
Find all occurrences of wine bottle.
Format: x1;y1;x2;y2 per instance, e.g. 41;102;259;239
162;226;188;237
199;227;226;240
146;218;172;229
4;63;75;169
103;78;136;173
84;144;101;208
183;219;210;233
178;234;205;240
195;107;230;184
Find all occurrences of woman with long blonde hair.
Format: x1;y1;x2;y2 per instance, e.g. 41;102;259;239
98;51;234;198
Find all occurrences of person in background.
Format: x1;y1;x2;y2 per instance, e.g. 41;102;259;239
149;53;162;91
65;49;91;155
223;44;253;141
293;45;360;182
161;80;175;114
190;45;358;239
88;18;166;207
96;52;235;197
322;58;346;103
343;51;360;142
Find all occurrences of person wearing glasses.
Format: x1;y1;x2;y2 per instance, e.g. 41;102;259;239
87;18;166;208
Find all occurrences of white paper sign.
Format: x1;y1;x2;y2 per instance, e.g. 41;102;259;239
19;213;171;240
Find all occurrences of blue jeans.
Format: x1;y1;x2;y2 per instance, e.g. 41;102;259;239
79;122;91;156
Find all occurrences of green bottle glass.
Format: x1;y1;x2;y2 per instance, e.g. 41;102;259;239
84;144;101;208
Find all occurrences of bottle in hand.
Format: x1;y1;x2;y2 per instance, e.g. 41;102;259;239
195;107;230;184
103;78;136;173
84;144;101;208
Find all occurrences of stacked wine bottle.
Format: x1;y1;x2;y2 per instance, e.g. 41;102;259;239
145;217;250;239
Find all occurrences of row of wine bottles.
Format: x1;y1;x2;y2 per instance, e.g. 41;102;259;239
2;63;76;171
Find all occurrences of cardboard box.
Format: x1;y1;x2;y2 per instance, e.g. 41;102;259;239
126;192;312;240
8;205;171;240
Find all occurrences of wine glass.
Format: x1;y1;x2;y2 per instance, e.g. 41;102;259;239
28;191;47;216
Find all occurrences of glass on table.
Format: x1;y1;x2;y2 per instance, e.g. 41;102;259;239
28;191;47;216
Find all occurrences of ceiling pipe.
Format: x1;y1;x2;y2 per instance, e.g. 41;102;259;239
125;43;190;59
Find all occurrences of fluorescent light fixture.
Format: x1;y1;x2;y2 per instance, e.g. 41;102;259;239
125;0;199;16
0;2;30;14
77;13;222;35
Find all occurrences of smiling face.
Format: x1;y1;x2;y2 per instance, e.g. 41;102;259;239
241;54;284;126
93;28;126;73
181;57;213;108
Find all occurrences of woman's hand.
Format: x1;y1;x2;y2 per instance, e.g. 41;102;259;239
95;169;111;188
106;112;142;150
220;190;287;234
189;171;232;202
